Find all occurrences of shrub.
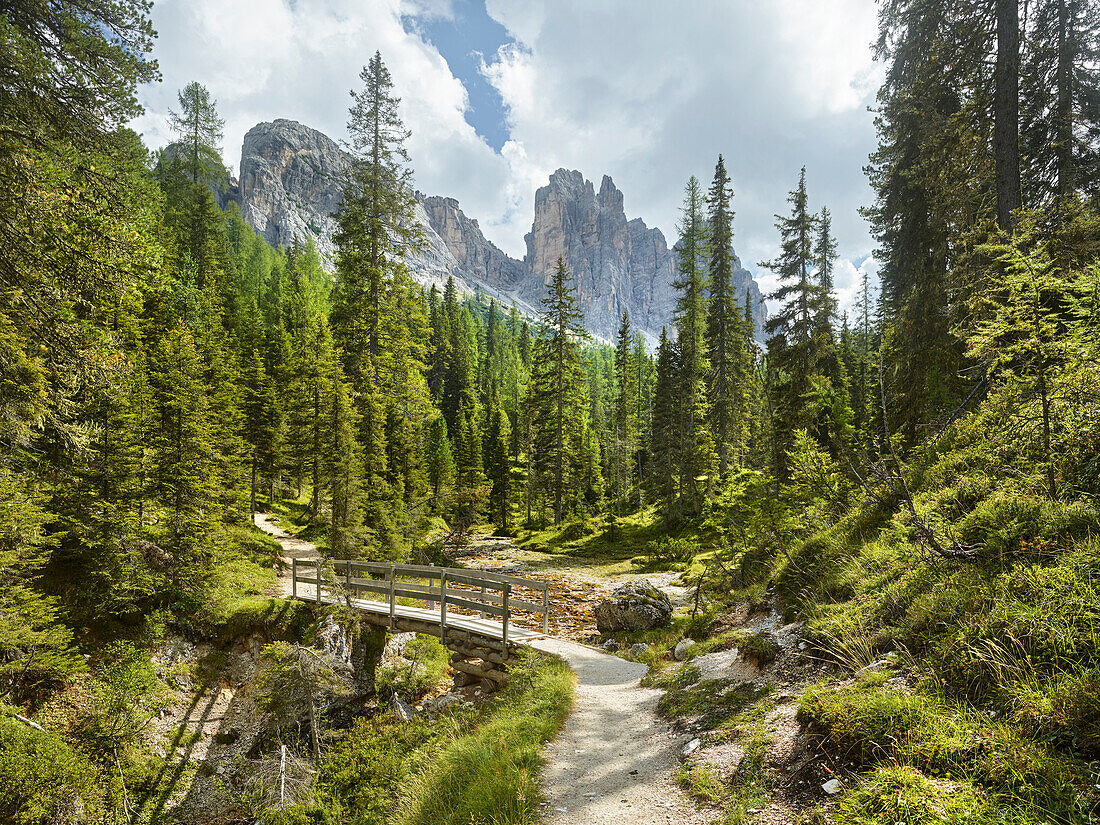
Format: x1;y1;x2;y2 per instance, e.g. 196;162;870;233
0;714;108;825
835;765;988;825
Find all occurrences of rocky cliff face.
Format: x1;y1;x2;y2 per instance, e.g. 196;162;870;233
523;170;677;340
237;119;349;262
228;121;765;342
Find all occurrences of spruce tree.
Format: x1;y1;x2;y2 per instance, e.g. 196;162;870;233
610;311;638;512
650;328;681;523
705;159;741;479
674;176;717;512
530;256;590;525
761;168;831;473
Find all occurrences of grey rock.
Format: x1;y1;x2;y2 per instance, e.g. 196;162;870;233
594;580;673;633
682;737;701;756
673;638;695;661
225;122;767;343
601;638;620;652
388;694;419;722
629;642;649;657
426;692;462;713
315;615;352;668
166;673;192;691
822;778;842;794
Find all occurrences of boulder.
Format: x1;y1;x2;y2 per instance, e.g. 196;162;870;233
601;639;620;652
629;643;649;657
388;694;418;722
673;638;695;661
594;580;673;633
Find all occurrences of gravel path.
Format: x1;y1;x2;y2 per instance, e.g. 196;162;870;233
531;638;710;825
253;517;710;824
254;513;318;598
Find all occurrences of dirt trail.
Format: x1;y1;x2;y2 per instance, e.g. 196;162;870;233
254;512;318;598
531;638;711;825
253;519;712;824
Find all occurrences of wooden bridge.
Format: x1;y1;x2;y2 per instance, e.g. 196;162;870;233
291;558;551;689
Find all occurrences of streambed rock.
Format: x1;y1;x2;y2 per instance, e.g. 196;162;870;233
594;580;673;633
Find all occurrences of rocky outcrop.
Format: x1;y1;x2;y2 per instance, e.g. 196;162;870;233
421;195;527;291
594;580;673;633
237;119;350;262
227;121;767;342
523;170;677;340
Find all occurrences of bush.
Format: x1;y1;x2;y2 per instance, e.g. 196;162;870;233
315;713;437;825
0;713;108;825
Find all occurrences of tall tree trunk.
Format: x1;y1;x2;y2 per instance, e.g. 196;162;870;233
1056;0;1075;196
995;0;1021;230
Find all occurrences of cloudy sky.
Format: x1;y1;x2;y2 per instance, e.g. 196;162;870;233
130;0;884;314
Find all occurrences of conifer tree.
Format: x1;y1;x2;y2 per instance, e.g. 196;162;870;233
704;159;742;479
484;388;512;531
814;207;838;338
425;415;456;506
610;312;638;512
761;168;831;473
530;257;590;525
673;176;717;513
650;328;681;523
150;324;219;566
168;82;226;187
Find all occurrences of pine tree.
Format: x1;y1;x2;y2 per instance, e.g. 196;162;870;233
675;175;717;512
149;324;218;566
331;51;420;379
168;82;226;187
814;207;839;338
650;328;681;523
610;311;638;512
425;415;456;506
1021;0;1100;203
530;257;590;525
484;388;512;532
761;169;831;473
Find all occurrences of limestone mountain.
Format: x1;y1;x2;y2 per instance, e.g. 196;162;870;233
225;119;765;341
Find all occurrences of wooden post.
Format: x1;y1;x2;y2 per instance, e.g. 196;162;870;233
479;584;486;619
315;559;321;605
538;581;547;634
388;564;396;630
502;582;511;647
440;570;448;633
345;559;351;601
292;558;297;599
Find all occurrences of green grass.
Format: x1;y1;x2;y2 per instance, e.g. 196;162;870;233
797;674;1097;819
683;628;780;668
396;648;574;825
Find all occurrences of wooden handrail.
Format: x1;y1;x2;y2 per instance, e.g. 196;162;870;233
291;558;550;641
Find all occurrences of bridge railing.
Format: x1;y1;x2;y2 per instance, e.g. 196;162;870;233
290;558;550;645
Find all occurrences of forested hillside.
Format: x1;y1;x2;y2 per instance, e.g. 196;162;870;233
2;0;1100;823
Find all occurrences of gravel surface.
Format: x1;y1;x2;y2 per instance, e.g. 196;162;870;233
254;512;318;597
531;638;712;825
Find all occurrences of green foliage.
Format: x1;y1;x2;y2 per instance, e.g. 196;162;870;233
0;713;108;825
315;713;437;825
396;649;574;825
374;634;450;702
798;676;1094;815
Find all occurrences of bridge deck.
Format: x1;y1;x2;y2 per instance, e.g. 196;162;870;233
346;596;547;643
291;558;550;648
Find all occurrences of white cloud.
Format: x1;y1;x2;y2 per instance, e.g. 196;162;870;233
133;0;885;290
134;0;518;247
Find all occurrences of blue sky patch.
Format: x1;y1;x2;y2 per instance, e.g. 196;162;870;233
404;0;514;153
